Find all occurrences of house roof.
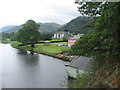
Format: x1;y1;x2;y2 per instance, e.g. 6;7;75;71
69;35;80;40
69;34;83;40
68;56;93;72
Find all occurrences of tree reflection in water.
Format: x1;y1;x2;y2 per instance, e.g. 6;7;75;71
17;49;39;67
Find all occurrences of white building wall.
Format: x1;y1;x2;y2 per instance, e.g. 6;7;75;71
53;31;73;39
60;34;62;38
57;34;59;39
66;66;86;78
66;67;77;78
54;34;57;38
61;34;64;38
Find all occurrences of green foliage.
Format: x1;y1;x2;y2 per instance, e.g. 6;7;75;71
70;2;120;62
69;2;120;88
2;32;10;38
41;33;53;40
1;32;15;43
58;16;92;34
15;20;41;45
68;73;91;88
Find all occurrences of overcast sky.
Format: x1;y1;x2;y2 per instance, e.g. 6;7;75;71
0;0;80;28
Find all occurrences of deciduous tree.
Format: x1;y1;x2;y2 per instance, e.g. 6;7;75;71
16;20;41;47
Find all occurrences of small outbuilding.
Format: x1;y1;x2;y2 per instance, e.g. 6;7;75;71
65;56;93;79
68;34;83;47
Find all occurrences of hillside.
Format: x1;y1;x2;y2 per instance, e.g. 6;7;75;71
5;22;62;34
0;25;16;32
58;16;92;34
38;22;62;33
5;25;23;33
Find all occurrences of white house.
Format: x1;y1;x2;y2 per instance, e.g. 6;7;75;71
52;30;72;39
65;56;93;79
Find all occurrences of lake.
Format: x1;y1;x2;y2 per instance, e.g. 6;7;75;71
0;44;68;88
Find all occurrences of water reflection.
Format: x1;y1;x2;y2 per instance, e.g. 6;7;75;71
17;50;27;55
17;50;39;67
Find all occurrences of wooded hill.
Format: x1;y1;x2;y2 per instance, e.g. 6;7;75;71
58;16;92;34
38;22;62;33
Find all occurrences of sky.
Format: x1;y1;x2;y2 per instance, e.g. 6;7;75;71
0;0;80;28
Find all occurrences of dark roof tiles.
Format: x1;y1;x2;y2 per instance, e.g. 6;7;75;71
69;56;93;72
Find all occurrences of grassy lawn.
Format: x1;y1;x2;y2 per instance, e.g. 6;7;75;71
11;41;33;50
11;41;69;54
51;42;67;45
11;41;21;47
38;39;64;42
34;44;69;54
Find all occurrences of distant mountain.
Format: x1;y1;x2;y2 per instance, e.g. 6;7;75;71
58;16;92;34
5;25;23;33
5;22;62;34
38;22;62;33
0;25;17;32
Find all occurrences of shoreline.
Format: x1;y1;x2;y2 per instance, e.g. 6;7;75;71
11;44;70;62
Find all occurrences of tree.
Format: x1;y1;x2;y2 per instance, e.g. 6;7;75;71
70;2;120;62
16;20;41;47
68;1;120;88
41;33;53;40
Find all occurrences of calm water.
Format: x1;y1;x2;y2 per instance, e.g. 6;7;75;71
0;44;68;88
